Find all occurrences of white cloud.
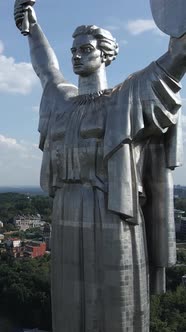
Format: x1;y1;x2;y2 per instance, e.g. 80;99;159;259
0;134;41;186
0;40;38;95
0;134;24;150
126;19;160;35
104;17;165;38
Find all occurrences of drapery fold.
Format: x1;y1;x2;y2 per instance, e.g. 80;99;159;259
39;61;182;268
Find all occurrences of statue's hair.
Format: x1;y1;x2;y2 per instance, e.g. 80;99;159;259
72;25;119;66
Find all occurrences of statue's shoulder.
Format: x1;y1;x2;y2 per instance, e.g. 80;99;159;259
55;82;78;99
112;62;162;97
45;80;78;102
38;80;78;148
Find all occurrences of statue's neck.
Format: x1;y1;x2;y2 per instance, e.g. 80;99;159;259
78;65;108;95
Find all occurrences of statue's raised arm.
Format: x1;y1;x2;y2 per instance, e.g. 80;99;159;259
14;0;64;89
150;0;186;81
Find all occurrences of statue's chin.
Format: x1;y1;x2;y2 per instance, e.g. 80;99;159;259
73;69;92;78
73;66;84;75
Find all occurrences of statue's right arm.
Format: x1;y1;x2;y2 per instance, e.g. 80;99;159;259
28;23;63;89
14;3;64;89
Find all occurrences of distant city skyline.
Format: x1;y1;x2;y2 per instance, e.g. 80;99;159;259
0;1;186;186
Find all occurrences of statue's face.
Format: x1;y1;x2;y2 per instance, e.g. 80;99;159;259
71;34;104;76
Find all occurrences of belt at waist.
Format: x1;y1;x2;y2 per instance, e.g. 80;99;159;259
52;178;108;192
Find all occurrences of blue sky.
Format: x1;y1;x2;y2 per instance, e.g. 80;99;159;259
0;0;186;186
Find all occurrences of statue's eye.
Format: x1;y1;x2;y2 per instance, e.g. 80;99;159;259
71;48;76;55
81;47;92;53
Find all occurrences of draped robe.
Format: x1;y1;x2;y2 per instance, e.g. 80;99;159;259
38;61;182;332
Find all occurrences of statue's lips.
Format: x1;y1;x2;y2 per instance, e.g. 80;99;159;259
73;63;83;68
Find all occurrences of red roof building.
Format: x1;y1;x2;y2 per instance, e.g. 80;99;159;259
24;241;46;258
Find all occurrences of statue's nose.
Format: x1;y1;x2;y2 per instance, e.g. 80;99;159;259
74;52;81;59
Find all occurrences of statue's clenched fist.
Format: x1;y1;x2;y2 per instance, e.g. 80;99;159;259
14;0;37;35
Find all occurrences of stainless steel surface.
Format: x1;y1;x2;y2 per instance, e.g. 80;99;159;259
71;33;108;94
150;0;186;37
13;2;186;331
21;10;30;36
14;0;36;36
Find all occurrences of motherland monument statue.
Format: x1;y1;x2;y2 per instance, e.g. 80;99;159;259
14;0;186;331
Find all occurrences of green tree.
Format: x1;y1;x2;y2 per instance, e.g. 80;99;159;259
177;250;186;264
0;193;52;224
166;266;186;291
175;198;186;215
0;254;52;330
150;286;186;332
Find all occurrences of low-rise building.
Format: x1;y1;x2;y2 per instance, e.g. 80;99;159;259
14;214;45;231
23;241;46;258
5;238;21;248
5;237;22;258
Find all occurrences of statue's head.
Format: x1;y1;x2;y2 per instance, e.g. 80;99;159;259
71;25;119;76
